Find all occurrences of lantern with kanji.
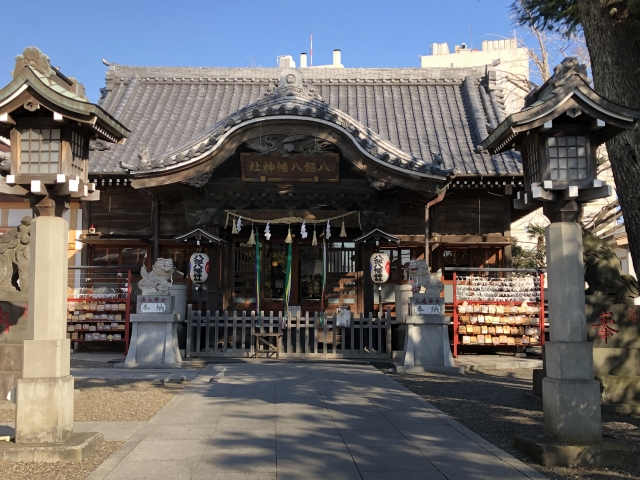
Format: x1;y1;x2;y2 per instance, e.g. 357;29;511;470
189;252;210;283
369;252;390;283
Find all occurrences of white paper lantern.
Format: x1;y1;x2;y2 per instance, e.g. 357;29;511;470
189;252;210;283
370;252;390;283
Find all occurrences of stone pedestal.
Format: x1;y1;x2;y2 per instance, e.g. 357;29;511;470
15;218;74;444
393;284;413;324
396;315;463;374
543;222;601;444
5;217;103;461
516;222;635;467
124;303;182;368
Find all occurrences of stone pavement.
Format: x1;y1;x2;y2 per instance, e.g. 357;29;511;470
455;354;543;371
87;363;547;480
71;368;201;380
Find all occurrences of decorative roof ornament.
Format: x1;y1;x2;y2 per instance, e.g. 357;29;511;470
89;140;112;152
182;172;212;188
138;145;150;169
261;68;324;102
549;57;589;88
367;175;394;191
11;47;54;78
245;134;334;157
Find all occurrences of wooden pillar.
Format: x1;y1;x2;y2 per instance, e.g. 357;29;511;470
152;198;159;261
224;239;233;311
503;192;513;268
362;244;374;315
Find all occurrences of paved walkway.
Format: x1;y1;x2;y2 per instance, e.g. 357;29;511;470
88;363;546;480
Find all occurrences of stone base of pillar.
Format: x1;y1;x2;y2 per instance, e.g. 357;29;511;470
124;313;182;367
542;377;602;444
0;431;104;463
15;375;74;444
514;434;637;468
395;315;464;374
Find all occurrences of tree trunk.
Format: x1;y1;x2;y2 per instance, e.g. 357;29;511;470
578;0;640;272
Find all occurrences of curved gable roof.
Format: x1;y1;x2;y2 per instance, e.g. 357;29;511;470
90;64;522;177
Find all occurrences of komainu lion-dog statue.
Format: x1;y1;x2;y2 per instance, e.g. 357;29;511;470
138;258;174;294
403;259;444;294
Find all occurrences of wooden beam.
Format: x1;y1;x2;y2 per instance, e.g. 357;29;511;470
577;185;613;202
0;179;28;196
531;186;556;202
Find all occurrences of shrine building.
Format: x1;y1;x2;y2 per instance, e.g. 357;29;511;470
3;50;527;315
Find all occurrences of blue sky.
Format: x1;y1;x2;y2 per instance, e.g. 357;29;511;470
2;0;520;102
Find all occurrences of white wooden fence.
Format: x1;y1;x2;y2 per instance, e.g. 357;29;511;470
185;305;392;359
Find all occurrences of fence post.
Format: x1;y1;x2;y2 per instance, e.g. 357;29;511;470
322;312;327;359
368;313;374;355
195;307;202;354
303;311;309;354
186;304;192;358
205;310;211;353
334;313;341;357
386;306;392;359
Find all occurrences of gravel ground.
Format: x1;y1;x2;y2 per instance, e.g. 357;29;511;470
72;378;185;422
0;378;185;423
390;369;640;480
1;377;186;479
1;441;123;480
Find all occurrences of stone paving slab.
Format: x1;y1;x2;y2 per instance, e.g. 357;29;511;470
71;368;202;380
455;354;543;371
0;422;146;442
88;363;548;480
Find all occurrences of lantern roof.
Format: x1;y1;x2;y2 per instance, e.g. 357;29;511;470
354;228;401;245
482;58;640;154
174;228;226;245
0;47;130;144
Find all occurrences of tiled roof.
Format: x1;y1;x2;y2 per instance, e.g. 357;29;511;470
90;65;522;177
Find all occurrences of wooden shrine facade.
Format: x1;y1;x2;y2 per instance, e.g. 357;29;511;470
76;64;526;315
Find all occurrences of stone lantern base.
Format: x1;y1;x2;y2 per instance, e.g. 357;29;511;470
0;431;104;463
514;434;636;468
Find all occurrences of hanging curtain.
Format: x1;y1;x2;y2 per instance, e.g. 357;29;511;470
282;242;293;329
254;229;261;328
319;238;327;327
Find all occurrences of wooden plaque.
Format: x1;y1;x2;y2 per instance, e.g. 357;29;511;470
241;153;339;183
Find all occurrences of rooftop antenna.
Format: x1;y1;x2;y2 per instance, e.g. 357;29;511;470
470;22;473;50
310;33;313;67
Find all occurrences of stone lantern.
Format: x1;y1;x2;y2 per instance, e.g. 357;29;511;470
0;47;128;461
482;58;640;467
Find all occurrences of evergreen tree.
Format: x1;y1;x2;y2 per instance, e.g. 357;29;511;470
511;0;640;269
